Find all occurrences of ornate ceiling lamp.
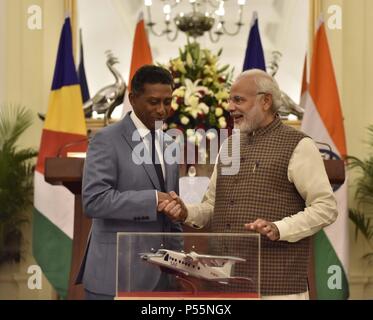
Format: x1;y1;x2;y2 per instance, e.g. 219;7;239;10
144;0;247;42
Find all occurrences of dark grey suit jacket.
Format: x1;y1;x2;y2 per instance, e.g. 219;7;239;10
77;112;182;296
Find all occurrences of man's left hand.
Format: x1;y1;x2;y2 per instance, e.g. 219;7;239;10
244;219;280;241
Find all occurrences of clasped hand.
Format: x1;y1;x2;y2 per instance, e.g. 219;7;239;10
157;191;188;222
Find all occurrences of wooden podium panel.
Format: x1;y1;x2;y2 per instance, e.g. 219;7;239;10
44;158;90;300
44;157;344;300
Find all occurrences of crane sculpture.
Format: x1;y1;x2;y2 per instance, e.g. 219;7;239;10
38;50;126;126
267;51;305;120
83;50;126;125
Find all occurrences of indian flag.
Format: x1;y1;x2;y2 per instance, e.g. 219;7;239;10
301;22;349;299
33;17;87;299
122;12;153;115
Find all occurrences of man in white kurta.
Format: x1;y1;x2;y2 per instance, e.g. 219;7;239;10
159;69;338;299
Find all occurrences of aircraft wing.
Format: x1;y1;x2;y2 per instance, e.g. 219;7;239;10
186;251;246;266
216;276;254;285
139;249;167;260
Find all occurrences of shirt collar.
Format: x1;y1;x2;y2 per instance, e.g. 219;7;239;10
130;111;162;140
249;114;281;138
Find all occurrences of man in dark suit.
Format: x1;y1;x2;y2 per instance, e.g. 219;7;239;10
78;65;182;299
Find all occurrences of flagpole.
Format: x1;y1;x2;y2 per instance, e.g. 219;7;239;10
64;0;78;63
308;0;321;70
306;2;321;299
250;11;258;27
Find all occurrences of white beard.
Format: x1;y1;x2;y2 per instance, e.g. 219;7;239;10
234;103;265;134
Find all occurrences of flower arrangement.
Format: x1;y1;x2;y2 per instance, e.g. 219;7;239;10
164;42;234;144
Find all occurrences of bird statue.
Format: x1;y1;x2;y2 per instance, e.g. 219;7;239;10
38;50;126;125
278;91;305;119
267;51;305;120
83;50;126;125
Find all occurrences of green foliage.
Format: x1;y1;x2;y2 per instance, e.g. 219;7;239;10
349;209;372;242
0;105;38;262
347;125;373;262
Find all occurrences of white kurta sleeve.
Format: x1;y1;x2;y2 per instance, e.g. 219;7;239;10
273;137;338;242
184;163;217;229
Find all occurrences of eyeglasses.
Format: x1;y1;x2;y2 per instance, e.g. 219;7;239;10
228;92;268;105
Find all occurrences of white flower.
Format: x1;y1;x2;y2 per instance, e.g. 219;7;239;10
186;129;195;137
180;116;190;125
221;101;229;110
173;58;186;73
215;89;229;101
184;79;208;105
171;98;179;111
199;102;209;114
185;93;210;119
218;117;227;128
173;87;185;98
203;65;214;76
203;77;213;85
215;107;223;117
185;96;200;118
188;95;199;107
185;99;210;118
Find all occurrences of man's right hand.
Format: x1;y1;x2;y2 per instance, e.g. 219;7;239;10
157;191;188;222
157;191;173;204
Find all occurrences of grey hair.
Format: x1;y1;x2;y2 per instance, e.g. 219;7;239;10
240;69;282;113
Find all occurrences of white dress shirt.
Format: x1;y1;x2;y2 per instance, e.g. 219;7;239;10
130;111;165;178
130;111;165;204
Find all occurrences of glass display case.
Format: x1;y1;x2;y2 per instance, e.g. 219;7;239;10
116;232;261;299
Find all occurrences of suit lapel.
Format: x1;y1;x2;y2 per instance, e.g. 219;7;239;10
121;113;161;190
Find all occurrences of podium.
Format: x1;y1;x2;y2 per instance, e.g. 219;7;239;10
44;157;90;300
44;157;345;300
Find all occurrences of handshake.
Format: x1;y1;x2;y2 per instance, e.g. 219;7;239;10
157;191;188;222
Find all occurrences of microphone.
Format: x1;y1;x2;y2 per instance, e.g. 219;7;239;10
316;141;341;160
56;130;92;157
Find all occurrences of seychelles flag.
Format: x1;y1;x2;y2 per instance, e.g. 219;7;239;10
32;17;87;299
242;11;266;72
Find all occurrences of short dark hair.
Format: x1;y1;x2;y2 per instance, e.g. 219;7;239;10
131;65;174;95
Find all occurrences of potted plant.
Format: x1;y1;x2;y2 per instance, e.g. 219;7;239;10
347;125;373;263
0;105;38;264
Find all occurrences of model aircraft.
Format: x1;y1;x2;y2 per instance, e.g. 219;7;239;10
140;249;252;285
